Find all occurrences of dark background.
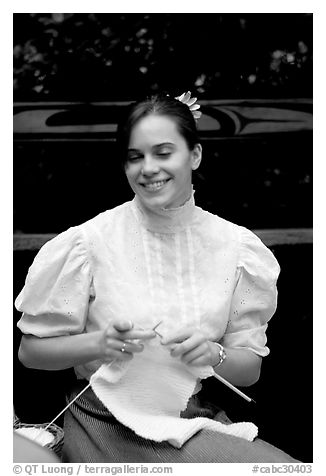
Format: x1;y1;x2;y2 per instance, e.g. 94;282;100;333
13;13;313;462
14;13;312;101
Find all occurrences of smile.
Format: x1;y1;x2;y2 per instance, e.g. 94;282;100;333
141;179;170;192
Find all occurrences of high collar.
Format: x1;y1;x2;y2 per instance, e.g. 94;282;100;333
131;189;197;234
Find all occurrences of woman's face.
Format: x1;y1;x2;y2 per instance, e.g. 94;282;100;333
125;114;201;210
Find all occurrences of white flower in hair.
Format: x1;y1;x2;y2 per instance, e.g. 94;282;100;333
175;91;202;120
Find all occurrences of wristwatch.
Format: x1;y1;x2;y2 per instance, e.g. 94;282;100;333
213;342;227;367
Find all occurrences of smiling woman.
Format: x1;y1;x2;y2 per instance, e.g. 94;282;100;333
15;93;300;463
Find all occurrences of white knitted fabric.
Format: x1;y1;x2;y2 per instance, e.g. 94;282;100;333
90;339;258;448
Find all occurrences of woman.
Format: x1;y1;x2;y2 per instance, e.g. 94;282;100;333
15;93;299;463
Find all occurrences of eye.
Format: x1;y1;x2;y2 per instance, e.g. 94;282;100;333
127;153;143;162
156;150;171;158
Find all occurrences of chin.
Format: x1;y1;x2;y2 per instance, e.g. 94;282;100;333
141;195;169;210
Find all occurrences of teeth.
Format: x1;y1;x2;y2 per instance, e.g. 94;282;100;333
143;180;167;190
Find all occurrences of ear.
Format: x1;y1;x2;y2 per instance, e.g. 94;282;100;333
191;144;202;171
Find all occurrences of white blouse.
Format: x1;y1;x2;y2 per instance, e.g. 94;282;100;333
15;193;280;381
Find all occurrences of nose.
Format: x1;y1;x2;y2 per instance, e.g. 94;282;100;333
141;155;160;176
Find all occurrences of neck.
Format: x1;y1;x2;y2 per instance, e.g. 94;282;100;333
131;189;196;233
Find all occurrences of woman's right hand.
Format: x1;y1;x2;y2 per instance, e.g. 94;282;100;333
18;320;156;371
97;319;156;363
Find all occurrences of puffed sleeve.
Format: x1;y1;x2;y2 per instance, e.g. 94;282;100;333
220;226;280;357
15;226;93;337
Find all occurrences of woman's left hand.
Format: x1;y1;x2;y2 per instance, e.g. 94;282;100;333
161;327;220;367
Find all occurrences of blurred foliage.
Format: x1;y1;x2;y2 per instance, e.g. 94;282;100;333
13;13;312;101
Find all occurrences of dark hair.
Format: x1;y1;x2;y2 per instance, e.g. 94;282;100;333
116;94;200;166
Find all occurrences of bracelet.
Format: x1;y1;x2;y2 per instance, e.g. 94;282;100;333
213;342;227;368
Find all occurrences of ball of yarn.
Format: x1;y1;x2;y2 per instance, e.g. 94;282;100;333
15;427;54;447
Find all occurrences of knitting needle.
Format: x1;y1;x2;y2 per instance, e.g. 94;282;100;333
212;372;256;403
43;381;92;432
30;380;93;444
152;320;163;338
154;322;255;403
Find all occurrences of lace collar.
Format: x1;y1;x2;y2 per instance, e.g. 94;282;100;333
130;190;197;234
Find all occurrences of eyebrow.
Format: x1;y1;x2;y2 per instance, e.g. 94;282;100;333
128;142;175;152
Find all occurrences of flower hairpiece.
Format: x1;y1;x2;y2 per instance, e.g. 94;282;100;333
175;91;202;121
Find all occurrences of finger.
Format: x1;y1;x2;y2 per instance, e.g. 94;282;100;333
161;328;195;345
102;340;137;362
113;320;134;332
119;329;156;341
170;334;205;357
103;349;134;363
180;343;207;364
186;355;210;367
121;341;145;353
108;339;144;355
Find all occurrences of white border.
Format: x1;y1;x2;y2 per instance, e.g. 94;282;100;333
3;3;322;472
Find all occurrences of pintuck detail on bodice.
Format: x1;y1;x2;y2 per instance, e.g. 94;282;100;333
15;193;280;380
128;193;204;330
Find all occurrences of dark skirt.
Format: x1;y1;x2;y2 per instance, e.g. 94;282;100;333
62;380;300;463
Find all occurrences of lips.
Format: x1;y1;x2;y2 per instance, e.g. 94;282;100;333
140;179;170;191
